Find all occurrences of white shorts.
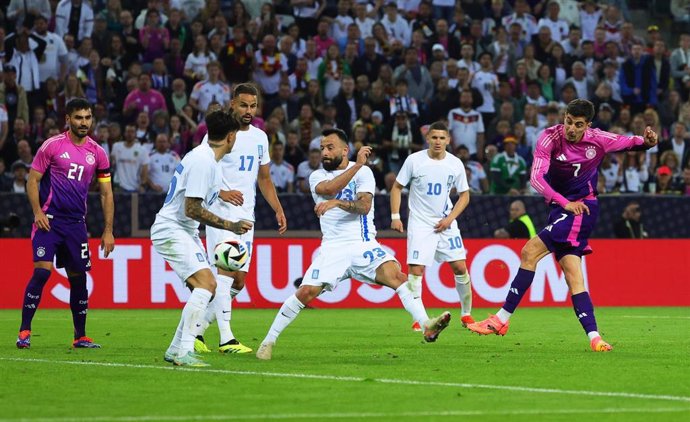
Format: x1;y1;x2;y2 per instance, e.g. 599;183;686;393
301;240;398;292
151;222;210;282
407;222;467;267
205;225;255;272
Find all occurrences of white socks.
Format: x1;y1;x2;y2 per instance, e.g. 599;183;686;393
455;273;472;316
587;331;601;341
213;275;235;344
396;281;429;327
496;308;512;324
262;294;305;344
408;274;423;299
179;288;213;355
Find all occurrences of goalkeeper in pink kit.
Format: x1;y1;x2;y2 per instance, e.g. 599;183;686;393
468;99;659;351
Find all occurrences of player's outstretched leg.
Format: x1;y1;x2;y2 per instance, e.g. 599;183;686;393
467;268;537;335
69;273;100;348
257;287;317;360
17;268;51;348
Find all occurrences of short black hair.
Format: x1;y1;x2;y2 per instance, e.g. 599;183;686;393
427;121;449;133
233;83;259;98
565;99;595;122
206;110;240;141
322;128;348;145
65;98;92;115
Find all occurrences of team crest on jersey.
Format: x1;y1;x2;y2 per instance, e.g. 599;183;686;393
585;146;597;159
312;269;320;279
85;153;96;165
196;253;205;262
413;251;419;259
36;246;45;257
258;145;264;160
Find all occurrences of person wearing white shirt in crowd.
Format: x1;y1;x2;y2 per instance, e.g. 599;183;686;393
458;43;481;76
390;122;474;331
381;2;411;46
578;0;603;42
147;133;180;193
189;61;231;117
6;0;51;31
55;0;94;41
502;0;538;41
184;34;217;82
32;15;67;83
111;124;149;192
354;2;375;39
296;148;323;194
538;0;570;43
447;90;485;161
253;34;288;99
331;0;354;42
255;132;452;360
269;142;295;193
472;52;499;122
135;0;168;30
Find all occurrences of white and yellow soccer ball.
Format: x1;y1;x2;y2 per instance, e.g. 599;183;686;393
214;240;248;271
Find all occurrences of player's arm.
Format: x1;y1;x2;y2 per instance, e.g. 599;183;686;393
258;163;287;234
27;169;50;231
315;191;373;217
98;174;115;257
390;181;405;232
314;146;371;196
184;197;253;234
435;189;469;233
601;127;659;153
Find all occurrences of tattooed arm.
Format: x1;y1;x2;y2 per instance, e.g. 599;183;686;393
314;192;373;217
184;197;252;234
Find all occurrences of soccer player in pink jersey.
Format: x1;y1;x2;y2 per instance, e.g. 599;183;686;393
17;98;115;349
468;99;659;351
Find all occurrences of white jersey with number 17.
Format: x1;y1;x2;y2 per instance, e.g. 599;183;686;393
396;150;469;228
309;163;377;244
202;124;270;222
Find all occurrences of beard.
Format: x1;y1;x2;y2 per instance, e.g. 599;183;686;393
70;124;89;139
322;154;343;171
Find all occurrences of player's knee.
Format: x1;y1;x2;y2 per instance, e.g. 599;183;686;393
451;260;467;275
295;285;319;304
520;244;538;265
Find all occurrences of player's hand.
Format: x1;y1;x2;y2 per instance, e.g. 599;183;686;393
391;219;404;232
564;201;590;216
434;217;453;233
314;199;338;217
643;126;659;147
100;232;115;258
220;190;244;206
229;219;253;235
355;146;372;166
276;210;287;235
34;210;50;231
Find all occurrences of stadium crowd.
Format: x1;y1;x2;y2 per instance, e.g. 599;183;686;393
1;0;690;197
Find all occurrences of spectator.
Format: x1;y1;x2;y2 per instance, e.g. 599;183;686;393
332;75;361;137
381;2;411;46
297;149;322;195
564;61;595;100
290;103;321;148
456;144;488;193
448;90;485;160
613;201;648;238
5;31;46;109
111;124;149;193
185;33;217;84
655;165;683;195
269;142;294;193
14;139;33;168
134;111;155;147
33;15;67;85
146;133;180;193
671;33;690;101
54;0;94;41
293;0;322;39
189;61;230;118
683;167;690;195
490;136;527;195
616;151;648;193
619;43;657;115
502;0;538;41
473;52;500;125
284;131;306;169
123;73;167;122
265;82;300;124
168;114;192;157
0;158;12;191
139;8;170;65
254;34;288;100
120;10;141;62
494;199;537;239
134;0;168;30
652;40;672;100
10;161;28;193
659;150;684;181
660;122;690;169
218;25;253;84
592;103;615;131
382;110;423;174
6;0;51;32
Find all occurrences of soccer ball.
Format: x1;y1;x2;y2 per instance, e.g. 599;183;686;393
214;240;248;271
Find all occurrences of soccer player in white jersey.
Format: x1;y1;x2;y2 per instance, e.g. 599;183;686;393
196;83;287;354
151;110;252;367
255;129;452;360
390;122;475;331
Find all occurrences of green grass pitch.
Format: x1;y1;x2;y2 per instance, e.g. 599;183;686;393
1;307;689;422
